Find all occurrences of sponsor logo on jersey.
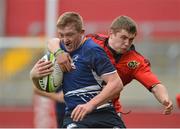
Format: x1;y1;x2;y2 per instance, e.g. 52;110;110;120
72;55;79;61
127;60;140;69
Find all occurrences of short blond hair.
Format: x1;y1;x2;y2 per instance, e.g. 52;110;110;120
56;12;84;32
110;15;137;35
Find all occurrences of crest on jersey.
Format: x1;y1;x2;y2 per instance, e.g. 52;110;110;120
127;60;140;69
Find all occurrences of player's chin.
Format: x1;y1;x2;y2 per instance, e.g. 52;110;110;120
64;45;73;52
120;50;127;54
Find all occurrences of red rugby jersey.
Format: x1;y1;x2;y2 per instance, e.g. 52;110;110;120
86;34;161;113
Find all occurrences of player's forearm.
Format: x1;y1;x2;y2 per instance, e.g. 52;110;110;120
31;73;65;103
30;67;41;89
88;77;123;108
33;86;65;102
47;38;60;53
31;76;42;90
151;83;170;105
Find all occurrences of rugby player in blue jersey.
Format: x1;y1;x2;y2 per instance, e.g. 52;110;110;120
30;12;126;128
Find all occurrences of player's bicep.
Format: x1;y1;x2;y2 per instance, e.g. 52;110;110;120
135;64;160;90
101;71;118;83
101;71;123;97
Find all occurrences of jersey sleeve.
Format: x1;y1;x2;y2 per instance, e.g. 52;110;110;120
133;58;161;91
87;46;116;76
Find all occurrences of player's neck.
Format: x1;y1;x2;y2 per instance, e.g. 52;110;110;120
108;40;122;54
80;36;87;46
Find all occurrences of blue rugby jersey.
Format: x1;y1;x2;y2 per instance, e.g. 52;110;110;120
60;38;116;112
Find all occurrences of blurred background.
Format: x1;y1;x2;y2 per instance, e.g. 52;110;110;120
0;0;180;128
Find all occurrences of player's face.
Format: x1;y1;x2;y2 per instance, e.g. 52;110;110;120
57;24;84;52
109;29;136;53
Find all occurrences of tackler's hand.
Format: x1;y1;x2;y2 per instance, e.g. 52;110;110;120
56;52;74;72
47;38;74;72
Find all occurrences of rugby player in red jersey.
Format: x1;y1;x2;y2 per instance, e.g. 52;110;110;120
35;15;173;127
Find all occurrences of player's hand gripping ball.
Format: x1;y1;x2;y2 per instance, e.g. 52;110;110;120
38;52;63;92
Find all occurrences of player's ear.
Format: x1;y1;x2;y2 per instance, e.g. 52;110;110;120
108;29;113;34
108;29;113;39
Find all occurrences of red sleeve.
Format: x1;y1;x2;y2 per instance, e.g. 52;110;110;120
134;58;161;91
112;97;122;113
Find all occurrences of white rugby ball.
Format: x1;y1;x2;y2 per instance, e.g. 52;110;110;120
38;52;63;92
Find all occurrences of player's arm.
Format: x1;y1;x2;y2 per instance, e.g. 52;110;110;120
30;59;53;90
30;56;65;102
151;84;173;115
33;85;64;103
89;71;123;106
134;58;173;115
47;38;60;53
71;71;123;121
47;38;72;72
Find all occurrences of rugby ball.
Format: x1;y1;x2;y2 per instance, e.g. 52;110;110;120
38;52;63;92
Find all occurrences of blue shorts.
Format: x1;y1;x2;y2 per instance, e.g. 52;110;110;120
63;106;126;128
